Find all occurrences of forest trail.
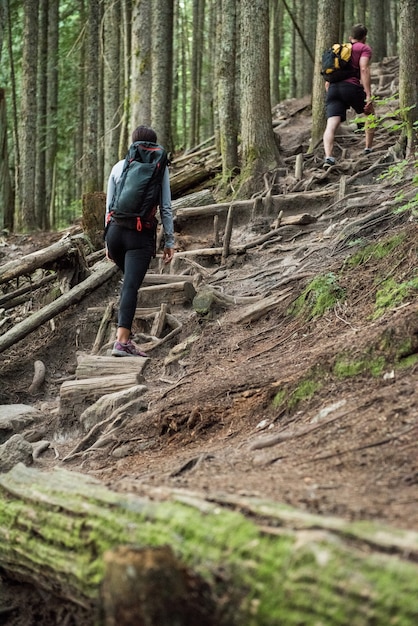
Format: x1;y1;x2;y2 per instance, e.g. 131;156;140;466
1;54;417;625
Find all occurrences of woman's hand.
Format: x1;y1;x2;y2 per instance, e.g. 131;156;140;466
163;247;174;264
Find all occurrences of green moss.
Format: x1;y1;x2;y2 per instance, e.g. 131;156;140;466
290;273;345;319
345;233;406;268
373;276;418;319
272;389;286;408
397;354;418;369
289;379;322;407
333;355;385;379
271;376;323;412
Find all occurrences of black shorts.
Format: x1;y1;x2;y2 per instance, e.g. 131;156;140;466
325;81;366;122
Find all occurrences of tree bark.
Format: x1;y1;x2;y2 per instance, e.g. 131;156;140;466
310;0;340;152
398;0;418;156
1;463;418;625
239;0;281;194
19;0;39;230
151;0;174;150
217;0;239;181
131;0;152;128
0;88;13;230
103;0;121;178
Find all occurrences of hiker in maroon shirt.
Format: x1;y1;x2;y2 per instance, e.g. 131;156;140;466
323;24;375;168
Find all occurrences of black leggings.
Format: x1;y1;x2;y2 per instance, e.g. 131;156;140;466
105;222;155;330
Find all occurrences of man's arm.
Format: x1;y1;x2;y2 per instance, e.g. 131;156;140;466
359;55;372;101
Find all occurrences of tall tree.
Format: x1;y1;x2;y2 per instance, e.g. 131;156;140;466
45;0;58;228
369;0;386;62
103;0;121;177
189;0;204;148
217;0;238;183
0;0;13;230
35;0;48;229
0;89;13;231
398;0;418;157
151;0;174;150
118;0;131;155
131;0;152;130
309;0;341;153
239;0;280;195
83;0;100;194
270;0;284;106
19;0;39;230
201;0;215;140
74;0;86;206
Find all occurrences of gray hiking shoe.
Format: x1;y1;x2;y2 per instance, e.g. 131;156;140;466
323;157;336;169
111;340;148;358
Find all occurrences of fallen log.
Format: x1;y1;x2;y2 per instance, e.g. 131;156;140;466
0;273;56;308
171;189;215;211
1;464;418;625
174;190;334;224
0;260;118;355
0;234;87;285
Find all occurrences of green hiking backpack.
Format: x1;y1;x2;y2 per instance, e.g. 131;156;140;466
109;140;168;230
321;42;359;83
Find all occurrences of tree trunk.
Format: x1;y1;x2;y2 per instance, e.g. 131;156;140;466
131;0;152;128
35;0;47;229
45;0;59;229
103;0;121;179
83;0;100;194
309;0;341;153
398;0;418;157
19;0;39;230
151;0;174;150
368;0;387;62
1;463;418;625
0;88;13;230
217;0;239;183
239;0;281;195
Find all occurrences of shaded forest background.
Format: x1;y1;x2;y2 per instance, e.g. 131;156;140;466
0;0;417;235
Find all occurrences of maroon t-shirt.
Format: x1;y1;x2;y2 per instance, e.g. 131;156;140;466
345;41;372;85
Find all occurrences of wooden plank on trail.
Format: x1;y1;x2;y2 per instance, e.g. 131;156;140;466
75;354;148;379
137;281;196;307
59;373;142;424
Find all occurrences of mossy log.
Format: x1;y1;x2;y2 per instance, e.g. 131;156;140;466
0;464;418;626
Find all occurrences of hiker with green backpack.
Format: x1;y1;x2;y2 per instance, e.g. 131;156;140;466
321;24;375;169
105;125;175;357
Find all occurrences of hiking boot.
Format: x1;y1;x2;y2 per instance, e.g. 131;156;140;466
111;340;148;358
323;157;336;169
364;148;373;155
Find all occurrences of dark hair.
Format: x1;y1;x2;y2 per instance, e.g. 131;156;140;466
351;24;368;41
131;125;157;143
